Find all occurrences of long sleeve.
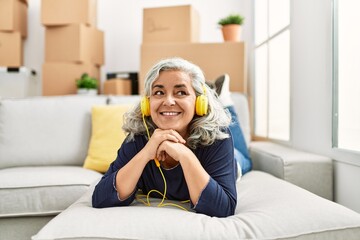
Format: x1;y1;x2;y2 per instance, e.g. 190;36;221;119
92;136;144;208
192;132;238;217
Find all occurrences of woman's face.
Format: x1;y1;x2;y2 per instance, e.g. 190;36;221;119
150;70;197;137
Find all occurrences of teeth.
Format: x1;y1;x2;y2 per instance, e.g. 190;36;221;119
162;112;179;116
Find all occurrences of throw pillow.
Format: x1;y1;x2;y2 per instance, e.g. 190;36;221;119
83;104;132;173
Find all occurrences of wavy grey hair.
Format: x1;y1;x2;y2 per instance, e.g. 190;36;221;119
122;57;231;149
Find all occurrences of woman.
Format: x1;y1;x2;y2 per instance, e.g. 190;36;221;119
92;58;240;217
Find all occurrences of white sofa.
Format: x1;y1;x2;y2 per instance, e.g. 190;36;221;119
0;93;359;240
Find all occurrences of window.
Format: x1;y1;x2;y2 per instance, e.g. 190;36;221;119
333;0;360;152
254;0;290;141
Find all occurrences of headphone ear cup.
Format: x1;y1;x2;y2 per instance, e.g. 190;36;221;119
196;94;208;116
141;97;151;116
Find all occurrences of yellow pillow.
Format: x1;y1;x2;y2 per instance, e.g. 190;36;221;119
83;104;132;173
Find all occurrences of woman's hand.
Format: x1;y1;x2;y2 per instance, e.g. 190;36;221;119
144;129;186;162
155;130;210;206
156;140;191;162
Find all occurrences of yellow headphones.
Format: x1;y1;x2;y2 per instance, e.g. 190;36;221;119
141;84;208;117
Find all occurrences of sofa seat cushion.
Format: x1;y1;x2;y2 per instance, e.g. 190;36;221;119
33;171;360;240
0;166;102;218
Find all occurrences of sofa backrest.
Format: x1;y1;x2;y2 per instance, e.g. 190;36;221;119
0;92;251;169
0;95;107;169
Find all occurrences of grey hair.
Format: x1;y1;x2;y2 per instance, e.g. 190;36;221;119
122;57;231;149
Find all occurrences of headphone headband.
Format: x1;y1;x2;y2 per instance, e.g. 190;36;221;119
141;84;208;117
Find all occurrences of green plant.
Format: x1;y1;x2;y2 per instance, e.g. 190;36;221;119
218;14;244;26
76;73;98;89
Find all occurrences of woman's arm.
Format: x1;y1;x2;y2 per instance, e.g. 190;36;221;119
157;140;210;205
116;129;186;200
156;133;237;217
193;135;237;217
92;139;141;208
92;130;186;208
114;147;152;200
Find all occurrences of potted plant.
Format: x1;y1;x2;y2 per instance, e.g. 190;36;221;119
218;14;244;42
76;73;99;95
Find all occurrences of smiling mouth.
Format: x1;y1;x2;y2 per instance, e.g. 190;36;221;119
160;111;181;116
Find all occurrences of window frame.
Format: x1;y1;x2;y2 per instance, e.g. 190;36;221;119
332;0;360;154
253;0;291;142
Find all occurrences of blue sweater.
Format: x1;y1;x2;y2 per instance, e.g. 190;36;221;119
92;132;237;217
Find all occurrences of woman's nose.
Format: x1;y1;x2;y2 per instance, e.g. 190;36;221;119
163;95;176;106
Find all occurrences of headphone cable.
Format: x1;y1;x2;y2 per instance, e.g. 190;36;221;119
139;114;189;211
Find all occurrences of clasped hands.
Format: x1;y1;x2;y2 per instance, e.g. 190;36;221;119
144;129;188;163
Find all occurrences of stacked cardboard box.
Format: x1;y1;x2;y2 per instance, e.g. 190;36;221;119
103;5;200;96
0;0;28;67
139;5;200;94
139;5;247;93
41;0;104;96
142;5;200;44
140;42;246;93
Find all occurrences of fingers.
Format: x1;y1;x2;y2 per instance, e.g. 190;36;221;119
153;129;186;144
156;140;185;162
145;129;186;163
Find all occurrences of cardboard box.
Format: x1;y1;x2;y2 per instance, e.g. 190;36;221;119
0;32;23;67
143;5;199;43
41;0;97;26
106;72;138;94
103;79;132;95
90;27;104;66
42;62;99;96
0;0;28;38
140;42;246;93
45;24;104;66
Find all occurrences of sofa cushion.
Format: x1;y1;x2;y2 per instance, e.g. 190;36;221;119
0;166;102;218
250;141;333;200
32;171;360;240
83;104;133;173
0;95;107;169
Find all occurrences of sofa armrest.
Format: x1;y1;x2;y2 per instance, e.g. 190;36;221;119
249;141;333;201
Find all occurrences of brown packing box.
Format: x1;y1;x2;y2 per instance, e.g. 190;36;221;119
45;24;104;66
140;42;247;93
91;27;105;66
42;62;99;96
0;0;28;38
143;5;199;43
41;0;97;27
0;32;23;67
103;79;132;95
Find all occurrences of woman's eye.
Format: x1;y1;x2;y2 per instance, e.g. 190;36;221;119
153;91;163;96
176;91;187;96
